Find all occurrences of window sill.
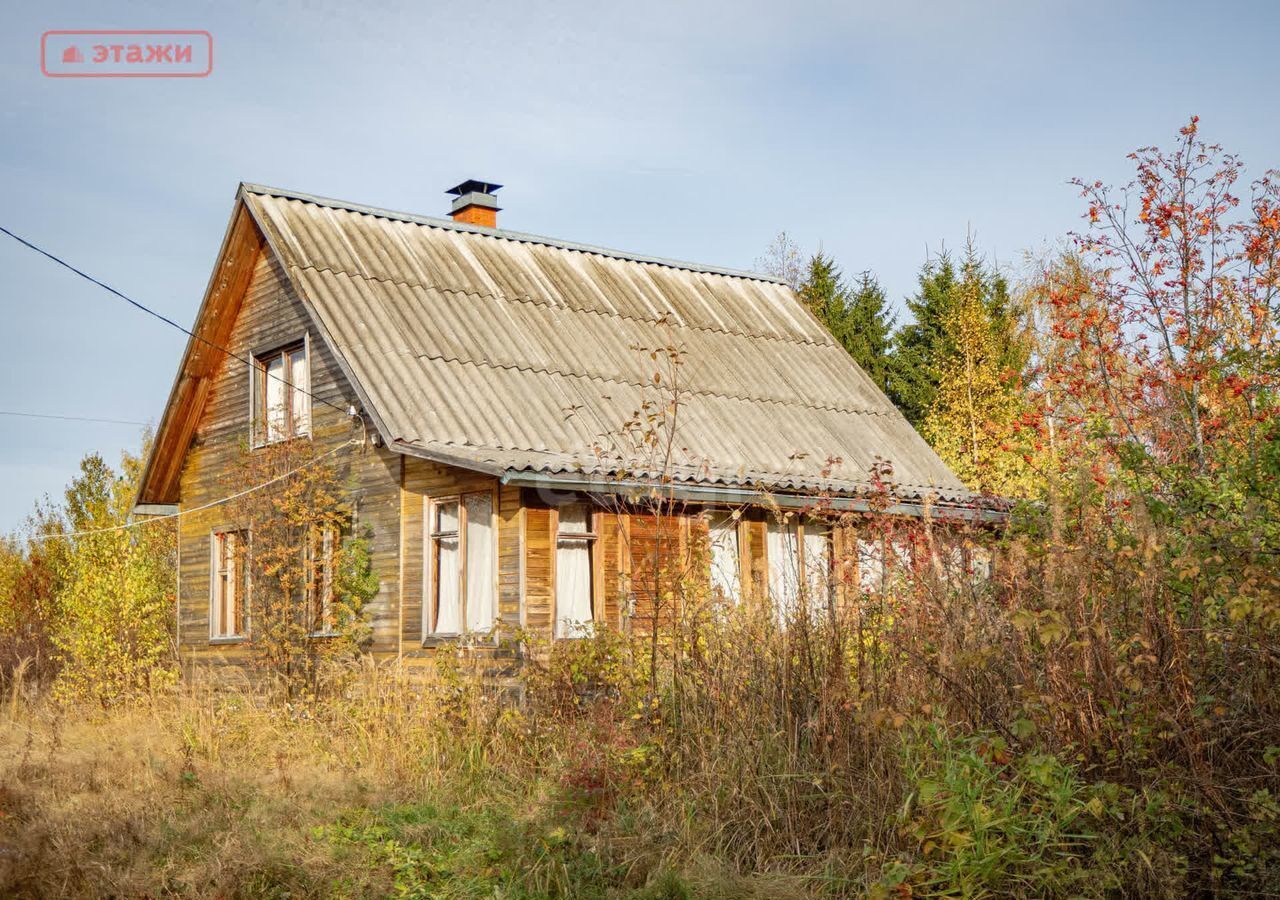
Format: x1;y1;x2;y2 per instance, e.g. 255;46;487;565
252;432;313;451
421;631;498;649
308;631;342;639
209;636;247;645
553;621;598;640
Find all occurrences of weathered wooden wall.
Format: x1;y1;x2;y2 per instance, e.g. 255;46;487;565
397;458;522;666
167;235;956;675
175;247;402;668
624;509;684;635
517;496;634;639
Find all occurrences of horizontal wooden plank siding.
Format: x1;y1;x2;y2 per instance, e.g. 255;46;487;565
522;499;555;637
625;509;685;637
597;511;628;627
744;516;768;606
176;248;402;666
398;458;516;664
498;484;523;631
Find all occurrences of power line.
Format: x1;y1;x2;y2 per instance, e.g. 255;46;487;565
22;439;356;543
0;409;148;427
0;224;352;420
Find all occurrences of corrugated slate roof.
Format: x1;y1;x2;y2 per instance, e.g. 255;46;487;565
242;184;970;502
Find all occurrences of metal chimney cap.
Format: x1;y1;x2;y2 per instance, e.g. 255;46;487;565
446;179;502;197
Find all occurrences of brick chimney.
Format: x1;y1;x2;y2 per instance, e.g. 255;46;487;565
446;179;502;228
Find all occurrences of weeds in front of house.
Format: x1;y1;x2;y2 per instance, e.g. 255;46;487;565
5;477;1280;899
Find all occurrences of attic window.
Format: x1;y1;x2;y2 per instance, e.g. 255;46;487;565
253;341;311;444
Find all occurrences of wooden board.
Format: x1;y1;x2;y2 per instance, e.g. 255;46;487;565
175;248;403;660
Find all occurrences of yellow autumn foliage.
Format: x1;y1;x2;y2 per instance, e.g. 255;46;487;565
922;275;1035;497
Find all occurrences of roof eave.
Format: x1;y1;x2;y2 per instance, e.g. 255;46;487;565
134;185;265;507
499;470;1008;523
391;440;508;478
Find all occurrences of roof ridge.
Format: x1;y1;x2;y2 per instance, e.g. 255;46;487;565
242;182;790;285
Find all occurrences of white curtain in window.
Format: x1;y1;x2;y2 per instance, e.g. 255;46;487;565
318;528;334;630
803;522;832;617
707;512;740;603
290;345;310;435
434;502;461;633
767;519;800;621
265;355;286;441
970;546;992;581
464;493;496;632
857;538;884;594
555;505;593;638
216;534;228;636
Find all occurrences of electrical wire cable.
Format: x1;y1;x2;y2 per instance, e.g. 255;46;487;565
0;224;352;419
22;439;357;543
0;409;148;427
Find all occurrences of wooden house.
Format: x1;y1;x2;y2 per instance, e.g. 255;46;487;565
134;181;985;672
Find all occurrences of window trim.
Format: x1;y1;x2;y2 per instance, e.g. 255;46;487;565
763;514;835;619
251;334;312;447
423;489;499;642
305;526;338;638
702;508;745;605
209;529;250;642
551;503;600;639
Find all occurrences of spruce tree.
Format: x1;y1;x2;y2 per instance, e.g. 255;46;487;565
798;254;898;397
889;252;959;426
843;271;896;393
798;252;848;334
889;241;1025;426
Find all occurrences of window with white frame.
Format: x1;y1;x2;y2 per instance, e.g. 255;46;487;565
305;526;336;635
426;493;496;637
211;530;249;639
555;504;596;638
253;341;310;444
705;510;741;603
940;541;990;586
766;516;834;621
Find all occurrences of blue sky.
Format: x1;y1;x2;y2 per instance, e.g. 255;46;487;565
2;0;1278;532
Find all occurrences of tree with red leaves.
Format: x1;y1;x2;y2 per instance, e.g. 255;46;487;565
1056;117;1280;477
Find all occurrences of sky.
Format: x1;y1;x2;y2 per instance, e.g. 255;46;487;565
1;0;1278;532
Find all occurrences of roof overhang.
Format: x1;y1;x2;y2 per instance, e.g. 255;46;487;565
500;471;1010;524
134;190;267;507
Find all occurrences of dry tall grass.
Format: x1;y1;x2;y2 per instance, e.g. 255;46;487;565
4;499;1280;898
1;657;782;898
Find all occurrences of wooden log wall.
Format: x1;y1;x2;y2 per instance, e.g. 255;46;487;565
176;248;402;668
